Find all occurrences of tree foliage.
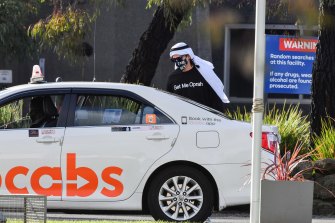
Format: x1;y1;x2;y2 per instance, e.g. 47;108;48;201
29;0;99;63
146;0;206;29
30;7;93;63
0;0;39;61
27;0;125;63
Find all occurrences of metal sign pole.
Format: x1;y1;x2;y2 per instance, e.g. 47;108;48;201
250;0;266;223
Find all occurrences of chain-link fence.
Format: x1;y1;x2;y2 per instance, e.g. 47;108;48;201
0;195;46;223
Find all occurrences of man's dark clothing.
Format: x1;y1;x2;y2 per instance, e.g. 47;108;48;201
166;67;224;111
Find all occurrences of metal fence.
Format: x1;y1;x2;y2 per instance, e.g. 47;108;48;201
0;195;46;223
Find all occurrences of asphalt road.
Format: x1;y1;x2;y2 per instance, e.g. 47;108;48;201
47;205;335;223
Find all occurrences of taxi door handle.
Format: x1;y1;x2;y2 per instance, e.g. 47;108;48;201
36;137;60;143
146;133;170;140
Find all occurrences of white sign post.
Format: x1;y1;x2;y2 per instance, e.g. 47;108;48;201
0;70;13;84
250;0;266;223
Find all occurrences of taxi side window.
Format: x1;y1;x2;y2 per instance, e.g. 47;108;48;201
74;95;173;126
0;95;64;129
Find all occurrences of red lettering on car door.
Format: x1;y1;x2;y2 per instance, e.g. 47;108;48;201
66;153;99;197
5;166;29;194
31;167;62;196
101;166;124;197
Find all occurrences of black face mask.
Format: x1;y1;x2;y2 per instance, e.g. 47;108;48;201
175;58;188;71
172;56;188;71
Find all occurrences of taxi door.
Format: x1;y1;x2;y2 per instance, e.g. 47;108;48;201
0;91;70;201
61;90;179;202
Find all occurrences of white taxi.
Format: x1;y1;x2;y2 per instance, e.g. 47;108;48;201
0;74;279;222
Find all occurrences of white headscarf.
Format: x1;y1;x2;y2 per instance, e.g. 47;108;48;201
170;42;230;103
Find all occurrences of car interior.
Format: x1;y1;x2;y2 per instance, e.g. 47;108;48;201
29;96;59;128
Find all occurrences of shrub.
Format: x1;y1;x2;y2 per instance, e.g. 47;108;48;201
311;118;335;160
224;106;251;122
0;101;23;127
225;103;309;154
264;104;309;153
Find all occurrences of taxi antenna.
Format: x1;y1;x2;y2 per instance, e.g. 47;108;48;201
93;19;97;82
55;77;62;82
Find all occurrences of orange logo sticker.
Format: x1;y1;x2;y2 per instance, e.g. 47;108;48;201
145;114;157;124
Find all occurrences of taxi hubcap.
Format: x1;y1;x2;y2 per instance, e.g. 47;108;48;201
158;176;203;221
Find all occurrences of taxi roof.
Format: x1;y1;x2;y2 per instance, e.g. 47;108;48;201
0;82;157;97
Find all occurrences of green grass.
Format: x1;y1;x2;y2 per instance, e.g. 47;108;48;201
6;218;171;223
48;221;157;223
8;220;162;223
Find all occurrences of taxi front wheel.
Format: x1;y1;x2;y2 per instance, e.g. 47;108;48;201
147;166;214;222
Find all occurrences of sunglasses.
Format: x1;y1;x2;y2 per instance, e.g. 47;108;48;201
170;56;186;63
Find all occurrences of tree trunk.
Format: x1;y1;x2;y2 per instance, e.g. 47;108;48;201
120;6;183;86
311;0;335;137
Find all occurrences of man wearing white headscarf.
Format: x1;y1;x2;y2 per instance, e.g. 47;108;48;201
167;42;229;111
